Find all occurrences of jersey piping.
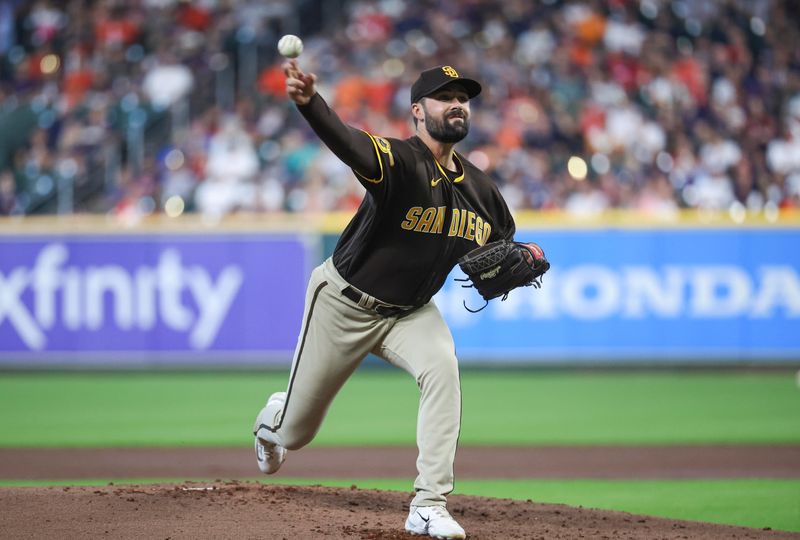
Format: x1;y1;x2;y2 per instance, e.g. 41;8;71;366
353;131;385;184
256;280;328;434
432;152;465;183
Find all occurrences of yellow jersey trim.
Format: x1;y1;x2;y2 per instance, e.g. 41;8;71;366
434;153;465;183
353;131;385;184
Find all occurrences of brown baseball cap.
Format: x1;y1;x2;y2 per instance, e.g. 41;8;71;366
410;66;482;104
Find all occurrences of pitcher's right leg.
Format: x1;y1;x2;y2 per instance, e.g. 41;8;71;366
253;262;384;471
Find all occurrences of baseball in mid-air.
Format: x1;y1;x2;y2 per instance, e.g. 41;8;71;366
277;34;303;58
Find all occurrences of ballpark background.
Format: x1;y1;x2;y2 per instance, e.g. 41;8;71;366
0;0;799;538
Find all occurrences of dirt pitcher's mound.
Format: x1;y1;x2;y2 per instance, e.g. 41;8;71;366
2;482;796;539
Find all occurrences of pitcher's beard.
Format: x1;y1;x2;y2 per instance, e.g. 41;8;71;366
425;111;469;143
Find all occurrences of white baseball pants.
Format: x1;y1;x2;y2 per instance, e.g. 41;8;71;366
256;258;461;507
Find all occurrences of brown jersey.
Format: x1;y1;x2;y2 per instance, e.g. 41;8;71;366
298;94;516;307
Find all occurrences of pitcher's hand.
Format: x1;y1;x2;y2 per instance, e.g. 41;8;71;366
283;59;317;106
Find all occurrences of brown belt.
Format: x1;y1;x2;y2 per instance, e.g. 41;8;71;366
341;286;419;319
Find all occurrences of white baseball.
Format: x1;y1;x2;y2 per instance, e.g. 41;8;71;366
277;34;303;58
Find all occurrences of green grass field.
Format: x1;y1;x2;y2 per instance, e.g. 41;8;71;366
2;370;798;447
1;369;799;531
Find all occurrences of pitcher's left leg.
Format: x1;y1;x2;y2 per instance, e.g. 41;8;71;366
378;302;461;508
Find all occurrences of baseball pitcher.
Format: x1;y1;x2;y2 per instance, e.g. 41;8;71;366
253;62;549;539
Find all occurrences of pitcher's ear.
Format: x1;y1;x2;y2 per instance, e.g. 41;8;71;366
412;102;424;122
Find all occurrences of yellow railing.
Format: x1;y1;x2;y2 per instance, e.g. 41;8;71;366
0;209;798;235
513;208;800;229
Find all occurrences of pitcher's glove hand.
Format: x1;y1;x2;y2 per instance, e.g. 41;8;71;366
456;240;550;312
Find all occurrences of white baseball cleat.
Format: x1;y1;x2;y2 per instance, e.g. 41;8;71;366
254;436;286;475
405;505;466;539
253;395;287;475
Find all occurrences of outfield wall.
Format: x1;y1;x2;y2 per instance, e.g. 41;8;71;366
1;213;798;366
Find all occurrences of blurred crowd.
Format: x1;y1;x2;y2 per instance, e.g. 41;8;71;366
0;0;799;219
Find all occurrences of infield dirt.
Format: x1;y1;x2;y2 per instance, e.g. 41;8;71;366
1;445;799;539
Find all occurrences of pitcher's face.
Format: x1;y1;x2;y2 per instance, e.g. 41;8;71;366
416;85;471;143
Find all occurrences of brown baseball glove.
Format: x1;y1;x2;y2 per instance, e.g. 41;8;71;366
456;239;550;312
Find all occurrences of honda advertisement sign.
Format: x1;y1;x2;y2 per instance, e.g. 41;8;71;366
435;228;800;362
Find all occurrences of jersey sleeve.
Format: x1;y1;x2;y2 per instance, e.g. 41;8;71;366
297;94;382;185
351;132;403;197
488;188;516;242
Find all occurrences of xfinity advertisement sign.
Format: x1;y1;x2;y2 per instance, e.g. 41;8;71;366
0;235;309;365
436;229;800;362
1;244;244;351
0;228;797;365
